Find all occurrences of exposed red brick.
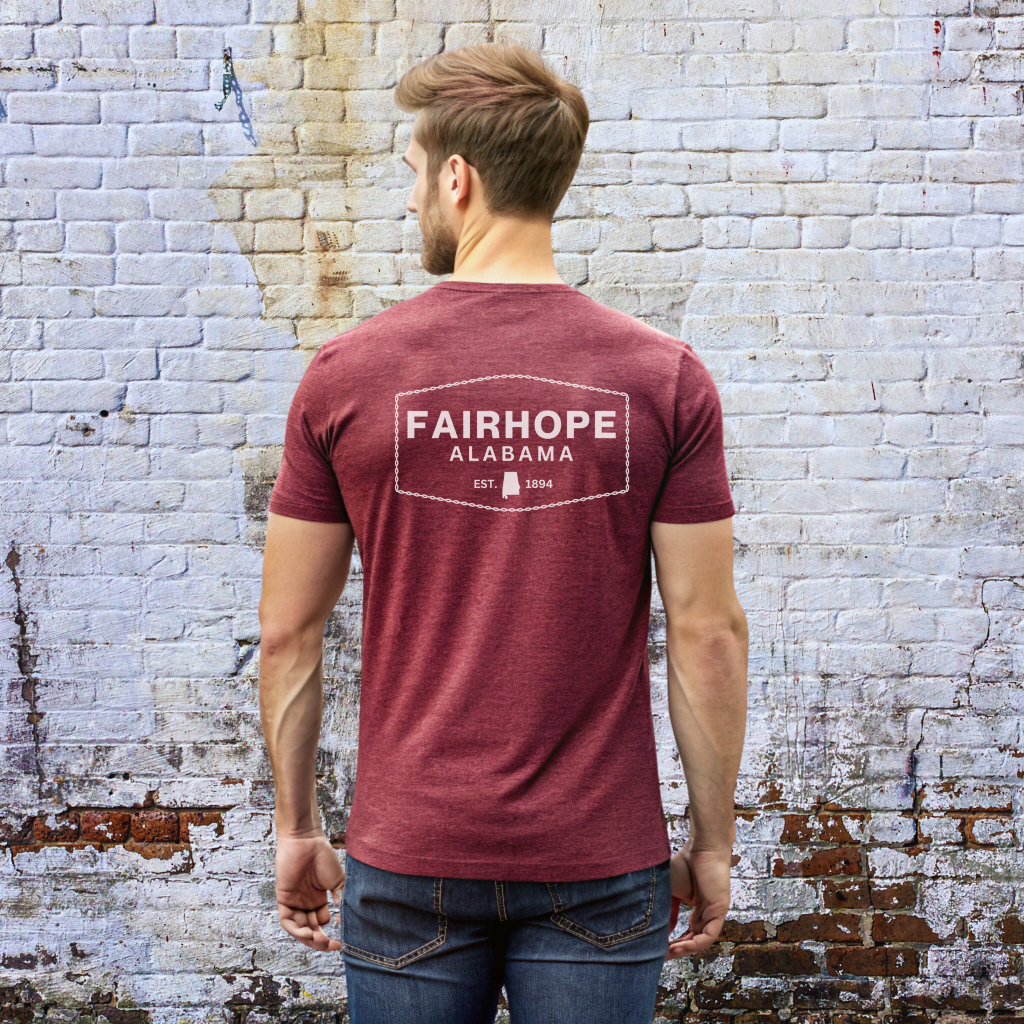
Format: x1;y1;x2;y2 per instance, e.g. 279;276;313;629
123;840;188;861
872;913;942;943
868;880;916;909
130;810;178;843
32;811;79;843
719;919;768;943
780;813;863;844
825;879;870;909
991;983;1024;1012
776;912;861;943
692;981;785;1010
0;816;35;844
826;946;919;977
793;978;879;1011
733;943;818;976
997;916;1024;944
896;991;986;1012
79;810;130;844
773;845;861;877
179;810;224;841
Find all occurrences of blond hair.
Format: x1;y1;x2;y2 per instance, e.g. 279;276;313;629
394;43;589;220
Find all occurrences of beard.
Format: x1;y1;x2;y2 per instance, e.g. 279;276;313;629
418;179;460;277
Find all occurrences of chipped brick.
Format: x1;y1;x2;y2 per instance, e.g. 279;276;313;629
179;809;224;841
776;912;862;943
32;811;79;843
872;913;943;943
774;845;862;877
130;810;179;843
80;810;131;844
826;946;919;977
733;943;819;976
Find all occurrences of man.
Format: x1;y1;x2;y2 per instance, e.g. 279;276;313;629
258;42;748;1024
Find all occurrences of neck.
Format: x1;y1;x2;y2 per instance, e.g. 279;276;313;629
447;209;564;285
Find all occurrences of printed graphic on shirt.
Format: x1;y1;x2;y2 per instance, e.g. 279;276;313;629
395;374;629;512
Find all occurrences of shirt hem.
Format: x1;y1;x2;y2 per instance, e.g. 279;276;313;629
343;833;672;882
651;499;736;525
267;497;350;524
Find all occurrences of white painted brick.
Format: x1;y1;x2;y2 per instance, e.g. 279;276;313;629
33;123;128;157
727;85;825;118
114;221;165;252
651;217;702;250
12;349;103;379
946;215;1001;248
851;216;902;249
0;4;1020;1011
32;380;125;411
81;25;130;57
127;25;175;57
781;118;874;151
14;219;64;251
0;25;33;56
129;123;204;156
750;217;800;248
703;217;751;248
59;190;150;221
155;0;247;25
252;0;296;19
32;24;82;57
830;84;927;118
0;0;57;24
6;91;99;122
732;152;826;182
7;156;102;188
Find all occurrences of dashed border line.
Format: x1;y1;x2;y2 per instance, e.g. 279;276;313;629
394;374;629;513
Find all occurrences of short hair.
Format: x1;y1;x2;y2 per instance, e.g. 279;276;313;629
394;43;589;220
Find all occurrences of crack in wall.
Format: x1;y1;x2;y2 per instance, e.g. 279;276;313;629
6;543;45;798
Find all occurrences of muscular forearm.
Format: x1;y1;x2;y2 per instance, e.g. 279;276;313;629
259;628;328;837
665;619;748;852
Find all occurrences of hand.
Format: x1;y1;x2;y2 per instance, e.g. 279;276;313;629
275;831;346;951
666;844;731;959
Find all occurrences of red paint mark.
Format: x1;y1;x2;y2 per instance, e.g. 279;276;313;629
934;19;941;33
871;381;876;400
982;85;987;103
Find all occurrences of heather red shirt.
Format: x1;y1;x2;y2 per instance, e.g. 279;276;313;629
269;280;734;881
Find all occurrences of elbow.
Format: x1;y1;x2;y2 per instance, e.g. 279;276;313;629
668;602;748;659
258;605;324;661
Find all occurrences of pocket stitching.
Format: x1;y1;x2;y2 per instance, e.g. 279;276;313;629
547;866;658;949
342;875;447;970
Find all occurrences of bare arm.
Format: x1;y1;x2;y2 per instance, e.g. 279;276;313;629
651;517;748;956
258;511;355;950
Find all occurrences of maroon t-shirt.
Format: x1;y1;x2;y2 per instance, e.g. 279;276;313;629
269;280;734;882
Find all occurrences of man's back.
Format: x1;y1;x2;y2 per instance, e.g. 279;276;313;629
269;279;735;880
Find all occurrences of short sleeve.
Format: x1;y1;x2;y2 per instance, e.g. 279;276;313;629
651;346;735;524
268;351;349;524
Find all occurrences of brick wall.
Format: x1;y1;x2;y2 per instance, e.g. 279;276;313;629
1;0;1022;1021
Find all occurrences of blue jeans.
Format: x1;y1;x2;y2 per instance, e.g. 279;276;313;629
340;852;672;1024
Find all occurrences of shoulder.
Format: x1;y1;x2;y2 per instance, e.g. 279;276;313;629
309;286;447;371
573;290;708;370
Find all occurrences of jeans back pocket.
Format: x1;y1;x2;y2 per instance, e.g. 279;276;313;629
546;864;659;949
341;854;448;970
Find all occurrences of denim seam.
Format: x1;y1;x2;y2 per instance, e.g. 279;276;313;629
341;876;447;970
545;866;658;949
495;880;508;922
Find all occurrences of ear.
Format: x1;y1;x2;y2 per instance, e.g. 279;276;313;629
447;154;472;207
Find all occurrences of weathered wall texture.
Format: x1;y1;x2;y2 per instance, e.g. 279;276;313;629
0;0;1022;1020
